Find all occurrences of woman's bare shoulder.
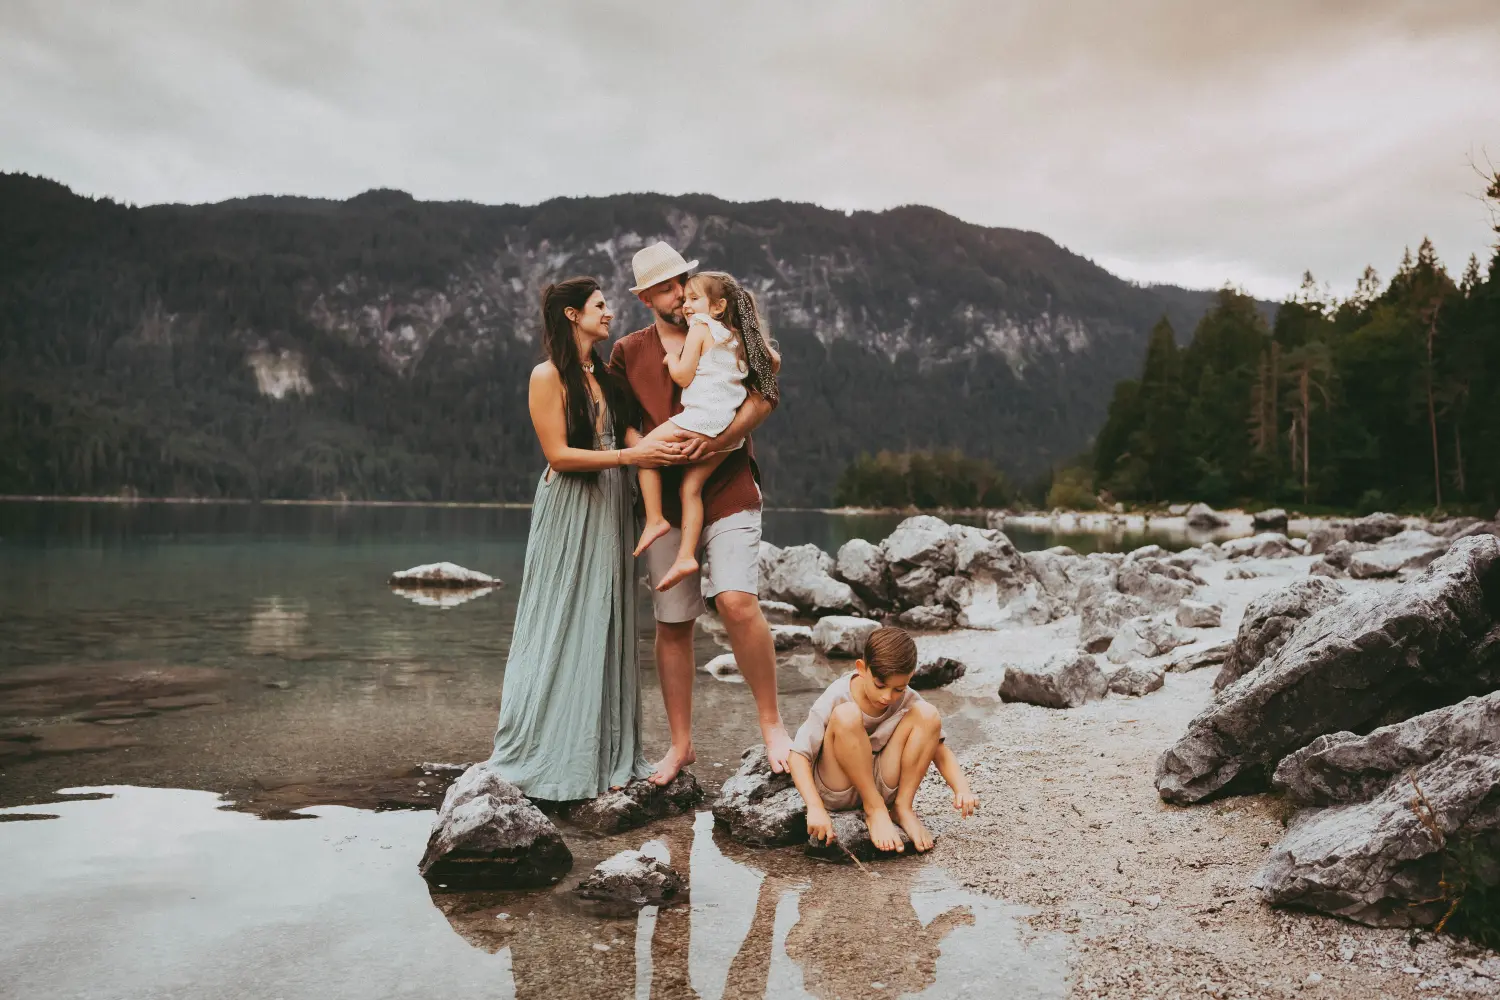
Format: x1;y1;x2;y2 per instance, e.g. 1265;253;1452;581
530;360;561;385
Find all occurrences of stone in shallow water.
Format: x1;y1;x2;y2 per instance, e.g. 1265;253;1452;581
388;561;500;588
563;771;705;836
805;810;914;862
711;746;807;847
998;651;1107;709
573;849;685;907
418;763;572;890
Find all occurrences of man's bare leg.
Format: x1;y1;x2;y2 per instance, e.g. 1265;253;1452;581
649;618;697;785
820;703;904;852
878;702;943;852
714;589;791;772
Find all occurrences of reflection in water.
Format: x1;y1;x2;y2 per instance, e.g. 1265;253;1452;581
0;787;1066;999
390;585;498;608
246;596;308;654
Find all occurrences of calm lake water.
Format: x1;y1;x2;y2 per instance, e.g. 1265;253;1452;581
0;500;1172;999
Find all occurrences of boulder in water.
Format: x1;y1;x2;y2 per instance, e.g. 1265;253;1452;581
805;810;914;862
574;849;685;908
711;746;807;847
389;562;501;589
418;764;572;890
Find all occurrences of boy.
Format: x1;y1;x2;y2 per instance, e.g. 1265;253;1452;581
787;626;978;853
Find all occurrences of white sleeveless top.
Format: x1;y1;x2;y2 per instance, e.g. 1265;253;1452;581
672;314;749;439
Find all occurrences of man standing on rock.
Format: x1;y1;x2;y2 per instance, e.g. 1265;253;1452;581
608;240;791;783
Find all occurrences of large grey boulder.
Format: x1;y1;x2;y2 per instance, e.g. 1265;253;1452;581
881;515;956;574
712;745;806;846
892;566;942;609
574;849;685;908
1185;503;1229;529
418;764;573;890
1157;536;1500;805
1253;749;1500;927
805;810;913;862
1108;663;1166;696
949;577;1065;630
812;616;881;658
999;651;1108;709
757;542;783;587
910;654;967;690
1252;508;1289;532
1270;692;1500;807
834;538;892;607
564;772;705;835
1213;577;1348;691
1453;520;1500;542
766;544;862;615
1078;588;1152;653
1105;616;1191;664
1345;512;1404;543
1023;547;1096;607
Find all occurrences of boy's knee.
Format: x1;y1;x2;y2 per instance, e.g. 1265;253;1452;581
828;701;864;733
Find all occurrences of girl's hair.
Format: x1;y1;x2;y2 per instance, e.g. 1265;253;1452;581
687;271;780;405
539;277;634;473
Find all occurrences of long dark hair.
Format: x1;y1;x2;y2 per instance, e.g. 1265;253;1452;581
540;277;633;469
687;271;779;404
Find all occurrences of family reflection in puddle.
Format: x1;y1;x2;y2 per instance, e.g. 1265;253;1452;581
432;812;994;1000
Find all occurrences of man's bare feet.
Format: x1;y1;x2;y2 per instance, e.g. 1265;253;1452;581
633;519;671;558
866;807;906;853
761;721;792;773
894;804;934;852
648;745;696;786
655;556;698;592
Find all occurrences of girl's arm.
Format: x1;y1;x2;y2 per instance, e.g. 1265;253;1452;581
932;743;978;817
529;364;679;471
665;321;710;387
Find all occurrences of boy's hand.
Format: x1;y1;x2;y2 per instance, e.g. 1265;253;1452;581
952;789;978;818
806;805;835;845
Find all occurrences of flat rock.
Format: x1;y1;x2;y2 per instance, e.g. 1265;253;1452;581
770;624;813;651
999;651;1108;709
573;849;685;908
1175;599;1224;629
418;763;572;890
1107;663;1165;696
1271;692;1500;807
805;810;914;862
835;538;892;607
1213;577;1348;691
1252;508;1289;531
1344;512;1405;543
563;772;705;835
389;562;500;588
910;655;967;690
1166;640;1232;673
1106;616;1190;664
711;746;807;846
897;605;956;631
1220;532;1298;560
1157;536;1500;805
758;599;799;623
812;616;880;658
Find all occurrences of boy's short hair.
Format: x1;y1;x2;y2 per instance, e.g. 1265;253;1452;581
863;626;918;681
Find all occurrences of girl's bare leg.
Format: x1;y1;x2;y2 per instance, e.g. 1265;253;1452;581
655;450;731;592
632;422;680;557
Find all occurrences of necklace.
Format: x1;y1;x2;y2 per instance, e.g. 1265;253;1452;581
581;361;594;374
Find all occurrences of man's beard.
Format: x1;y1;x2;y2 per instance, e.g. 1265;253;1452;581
654;306;687;330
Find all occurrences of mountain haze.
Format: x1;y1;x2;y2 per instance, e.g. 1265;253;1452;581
0;173;1247;504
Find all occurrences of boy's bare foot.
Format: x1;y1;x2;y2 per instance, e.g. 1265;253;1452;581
633;519;671;558
894;804;934;852
655;556;698;592
761;721;792;773
866;807;906;853
648;745;696;786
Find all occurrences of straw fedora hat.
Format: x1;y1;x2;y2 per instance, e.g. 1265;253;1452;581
629;241;699;293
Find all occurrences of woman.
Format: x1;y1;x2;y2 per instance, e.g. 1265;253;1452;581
487;276;681;800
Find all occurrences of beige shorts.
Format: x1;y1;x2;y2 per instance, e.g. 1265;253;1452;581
812;750;899;812
643;507;762;623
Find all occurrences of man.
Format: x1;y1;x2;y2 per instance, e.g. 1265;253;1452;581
609;240;791;784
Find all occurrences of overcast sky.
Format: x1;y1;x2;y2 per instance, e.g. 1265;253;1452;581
3;0;1497;299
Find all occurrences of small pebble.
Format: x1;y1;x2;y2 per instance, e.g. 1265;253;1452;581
496;913;509;920
592;943;610;952
1304;971;1323;987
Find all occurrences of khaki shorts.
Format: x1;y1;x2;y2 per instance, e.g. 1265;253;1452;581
643;507;762;623
812;750;899;812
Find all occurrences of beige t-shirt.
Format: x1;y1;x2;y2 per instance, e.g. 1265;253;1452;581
790;673;944;762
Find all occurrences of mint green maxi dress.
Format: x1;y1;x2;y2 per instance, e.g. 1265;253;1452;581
487;401;653;800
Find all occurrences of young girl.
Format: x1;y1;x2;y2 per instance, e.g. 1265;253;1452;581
634;271;780;591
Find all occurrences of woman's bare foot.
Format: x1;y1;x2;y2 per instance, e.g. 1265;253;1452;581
761;721;792;773
894;804;934;852
634;518;671;557
648;745;696;786
655;556;698;592
865;807;906;853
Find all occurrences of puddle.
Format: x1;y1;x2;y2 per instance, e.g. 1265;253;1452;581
0;788;1068;999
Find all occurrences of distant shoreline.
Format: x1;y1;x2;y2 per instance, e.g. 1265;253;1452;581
0;494;906;515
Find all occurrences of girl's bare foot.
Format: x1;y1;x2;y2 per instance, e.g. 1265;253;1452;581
865;807;906;853
655;556;698;592
634;519;671;557
760;722;792;773
648;745;696;786
894;804;934;852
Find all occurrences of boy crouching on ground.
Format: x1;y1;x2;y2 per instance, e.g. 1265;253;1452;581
787;626;978;853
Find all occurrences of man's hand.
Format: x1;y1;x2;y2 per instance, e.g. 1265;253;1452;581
806;804;835;845
630;438;685;469
952;788;978;818
656;424;715;462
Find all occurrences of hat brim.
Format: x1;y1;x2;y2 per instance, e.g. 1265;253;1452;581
629;259;699;294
